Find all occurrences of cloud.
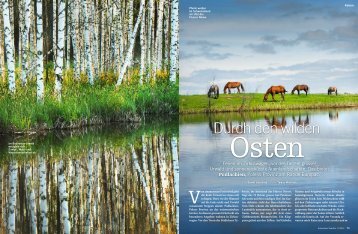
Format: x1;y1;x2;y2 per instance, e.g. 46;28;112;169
262;35;298;46
275;1;325;17
181;40;235;60
297;20;358;52
247;19;358;54
180;58;358;94
245;43;276;54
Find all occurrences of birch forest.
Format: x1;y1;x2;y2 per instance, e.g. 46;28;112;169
0;0;179;132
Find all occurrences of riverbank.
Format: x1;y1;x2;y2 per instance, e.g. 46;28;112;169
0;79;178;133
180;93;358;114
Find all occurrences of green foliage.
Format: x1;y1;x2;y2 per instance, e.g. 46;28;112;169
0;69;178;132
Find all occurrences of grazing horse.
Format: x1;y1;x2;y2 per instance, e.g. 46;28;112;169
263;85;287;101
328;87;337;95
223;82;245;94
291;84;309;95
208;84;219;99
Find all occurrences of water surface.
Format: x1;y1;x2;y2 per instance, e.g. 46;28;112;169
180;109;358;234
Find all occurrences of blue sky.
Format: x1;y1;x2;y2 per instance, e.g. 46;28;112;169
180;0;358;94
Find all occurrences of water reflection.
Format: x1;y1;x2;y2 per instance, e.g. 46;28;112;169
292;114;310;126
264;115;287;128
329;111;339;121
0;122;178;233
180;109;358;234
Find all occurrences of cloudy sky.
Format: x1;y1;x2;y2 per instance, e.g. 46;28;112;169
180;0;358;94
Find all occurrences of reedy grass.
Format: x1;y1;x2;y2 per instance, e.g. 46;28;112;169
0;68;178;132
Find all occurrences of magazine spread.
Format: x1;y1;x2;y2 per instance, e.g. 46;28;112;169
0;0;357;233
180;0;357;233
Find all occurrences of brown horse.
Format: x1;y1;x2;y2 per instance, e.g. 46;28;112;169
291;84;309;95
223;82;245;94
263;85;287;101
328;87;337;95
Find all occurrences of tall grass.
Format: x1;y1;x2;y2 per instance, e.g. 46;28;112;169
0;68;178;131
180;93;358;114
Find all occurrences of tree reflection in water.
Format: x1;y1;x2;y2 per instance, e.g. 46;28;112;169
0;124;178;233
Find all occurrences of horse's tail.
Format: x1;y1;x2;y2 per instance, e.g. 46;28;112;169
216;87;219;98
240;83;245;92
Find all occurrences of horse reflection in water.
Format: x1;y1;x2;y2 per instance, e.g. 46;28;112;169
329;111;339;121
0;133;179;234
208;115;245;134
265;115;287;129
292;114;310;126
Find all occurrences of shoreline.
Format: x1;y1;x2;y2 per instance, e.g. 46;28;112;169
0;112;178;135
180;104;358;114
180;93;358;114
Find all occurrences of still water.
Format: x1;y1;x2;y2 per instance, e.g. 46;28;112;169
180;109;358;234
0;120;178;233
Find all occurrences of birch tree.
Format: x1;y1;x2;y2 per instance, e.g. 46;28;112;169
2;0;16;93
139;0;146;83
70;0;79;79
154;0;164;74
20;0;31;86
172;136;179;233
25;163;37;234
146;0;154;80
36;0;44;102
39;156;48;233
81;0;94;85
7;161;18;233
54;0;66;100
116;0;145;85
58;160;71;234
169;0;179;82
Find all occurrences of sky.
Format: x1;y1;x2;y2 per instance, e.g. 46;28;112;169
180;0;358;94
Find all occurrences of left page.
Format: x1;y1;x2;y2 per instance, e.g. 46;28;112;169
0;0;179;233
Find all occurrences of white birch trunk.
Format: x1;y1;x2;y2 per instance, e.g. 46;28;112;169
85;148;93;234
169;0;179;82
128;0;134;42
53;0;57;61
54;0;66;100
20;0;31;86
2;0;16;93
70;0;79;79
36;0;44;102
39;156;48;233
116;0;145;86
25;163;37;234
154;0;164;75
149;140;160;227
172;136;179;233
139;0;146;84
131;146;153;211
163;0;170;68
81;0;94;85
146;0;154;80
58;160;71;234
90;3;98;77
7;161;17;234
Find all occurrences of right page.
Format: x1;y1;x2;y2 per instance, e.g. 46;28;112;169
179;0;358;233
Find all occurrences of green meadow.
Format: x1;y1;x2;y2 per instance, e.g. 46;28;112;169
0;71;178;132
180;93;358;114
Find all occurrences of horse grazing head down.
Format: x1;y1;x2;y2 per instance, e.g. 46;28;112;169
208;85;219;99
